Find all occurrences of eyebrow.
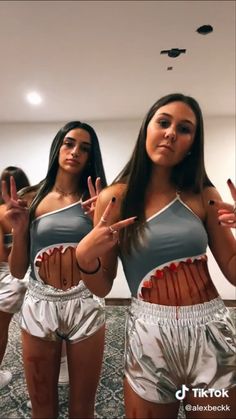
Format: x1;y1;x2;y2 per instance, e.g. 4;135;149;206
157;112;195;126
64;136;91;145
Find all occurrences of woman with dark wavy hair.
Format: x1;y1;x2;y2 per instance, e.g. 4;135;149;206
75;94;236;419
2;121;107;418
0;166;30;389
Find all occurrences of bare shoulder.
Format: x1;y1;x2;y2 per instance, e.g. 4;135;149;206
0;204;11;233
201;186;222;205
98;183;127;206
181;187;220;221
21;190;37;206
95;183;127;223
18;187;38;206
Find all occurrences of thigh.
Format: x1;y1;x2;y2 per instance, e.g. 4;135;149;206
124;378;180;419
185;388;236;419
21;329;62;418
0;310;13;330
67;324;105;401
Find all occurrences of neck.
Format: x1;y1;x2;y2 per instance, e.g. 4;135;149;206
54;185;80;197
53;171;81;197
148;166;175;194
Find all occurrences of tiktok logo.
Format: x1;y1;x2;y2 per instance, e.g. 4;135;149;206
175;385;229;400
175;384;190;400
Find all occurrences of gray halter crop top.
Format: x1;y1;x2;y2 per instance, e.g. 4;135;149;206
30;201;92;282
3;233;12;248
120;195;208;297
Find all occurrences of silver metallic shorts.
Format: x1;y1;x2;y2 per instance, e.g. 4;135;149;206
0;262;28;314
125;297;236;403
20;278;105;343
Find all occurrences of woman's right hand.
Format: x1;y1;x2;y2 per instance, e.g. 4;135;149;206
1;176;29;234
216;179;236;228
76;196;137;268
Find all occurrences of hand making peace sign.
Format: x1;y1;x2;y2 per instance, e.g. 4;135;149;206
76;196;137;265
1;176;29;234
210;179;236;228
81;176;102;219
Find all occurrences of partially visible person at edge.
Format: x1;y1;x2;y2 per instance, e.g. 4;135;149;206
1;121;107;419
75;94;236;419
0;166;31;390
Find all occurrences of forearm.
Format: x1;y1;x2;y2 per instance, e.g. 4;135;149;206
226;253;236;286
76;252;117;297
9;230;29;278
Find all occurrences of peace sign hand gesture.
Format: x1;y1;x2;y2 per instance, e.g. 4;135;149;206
81;176;102;220
217;179;236;228
76;196;137;268
1;176;29;234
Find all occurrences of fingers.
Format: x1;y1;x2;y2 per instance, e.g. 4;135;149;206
1;177;19;205
82;195;97;207
87;176;102;198
99;197;117;226
227;179;236;201
218;213;236;224
99;196;137;230
10;176;18;201
1;180;10;203
95;177;102;195
87;176;96;198
111;216;138;232
209;200;233;212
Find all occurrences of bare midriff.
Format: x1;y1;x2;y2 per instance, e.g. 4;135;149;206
140;259;219;306
35;246;81;290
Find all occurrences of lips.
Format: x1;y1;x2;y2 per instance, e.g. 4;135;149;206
66;159;79;165
158;145;174;152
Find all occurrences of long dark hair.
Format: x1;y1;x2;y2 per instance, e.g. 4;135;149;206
0;166;30;204
114;93;213;253
30;121;107;220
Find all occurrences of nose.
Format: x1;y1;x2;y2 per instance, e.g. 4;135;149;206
71;145;80;157
164;127;176;142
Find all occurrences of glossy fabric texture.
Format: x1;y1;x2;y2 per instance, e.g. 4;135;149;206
20;278;105;342
0;262;28;313
125;297;236;403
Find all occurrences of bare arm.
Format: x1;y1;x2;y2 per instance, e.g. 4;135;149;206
0;219;7;262
1;177;30;278
204;186;236;286
76;185;136;297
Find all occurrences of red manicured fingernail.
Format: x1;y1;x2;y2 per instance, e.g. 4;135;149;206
227;178;232;184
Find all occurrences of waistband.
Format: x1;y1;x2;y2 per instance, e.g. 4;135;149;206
28;278;92;302
130;297;227;323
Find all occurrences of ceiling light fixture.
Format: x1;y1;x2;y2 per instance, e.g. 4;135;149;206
160;48;186;58
26;91;42;105
196;25;213;35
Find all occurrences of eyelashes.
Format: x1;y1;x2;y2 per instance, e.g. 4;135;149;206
63;141;91;153
157;120;192;134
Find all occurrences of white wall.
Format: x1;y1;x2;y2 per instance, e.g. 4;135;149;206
0;116;235;299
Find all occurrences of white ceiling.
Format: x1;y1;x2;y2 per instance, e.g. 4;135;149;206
0;0;235;122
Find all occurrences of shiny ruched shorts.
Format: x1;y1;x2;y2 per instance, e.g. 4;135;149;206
125;297;236;403
20;278;105;343
0;262;28;314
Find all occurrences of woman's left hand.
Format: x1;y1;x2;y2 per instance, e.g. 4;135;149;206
217;179;236;228
81;176;102;220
